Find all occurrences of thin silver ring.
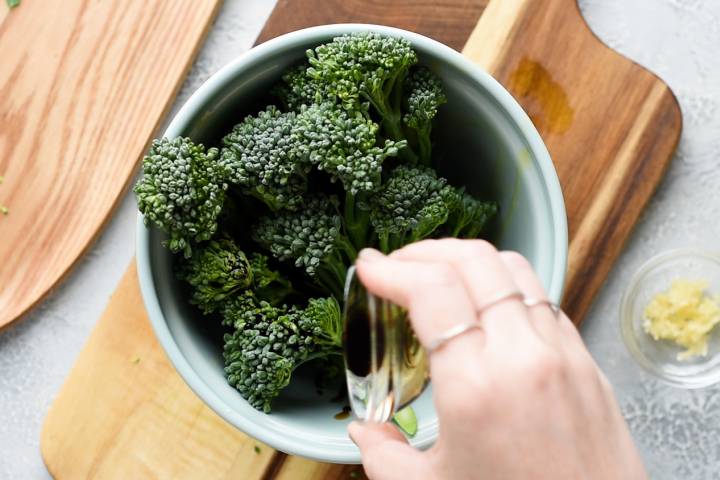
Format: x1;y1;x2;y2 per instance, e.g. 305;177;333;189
427;290;524;353
523;297;561;318
427;322;483;353
476;290;524;317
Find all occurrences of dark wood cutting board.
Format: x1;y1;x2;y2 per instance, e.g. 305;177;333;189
41;0;682;478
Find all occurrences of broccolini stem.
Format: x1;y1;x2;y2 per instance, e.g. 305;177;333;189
417;125;433;167
316;250;349;300
387;117;419;164
363;90;405;145
450;222;463;238
317;269;344;301
300;350;343;366
344;191;370;250
379;234;390;254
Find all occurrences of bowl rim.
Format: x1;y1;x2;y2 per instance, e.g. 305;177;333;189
619;248;720;388
136;23;568;463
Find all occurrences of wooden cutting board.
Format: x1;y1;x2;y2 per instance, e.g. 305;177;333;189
41;0;682;478
0;0;221;330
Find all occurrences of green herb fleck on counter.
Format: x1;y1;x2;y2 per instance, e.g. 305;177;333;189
1;206;8;216
7;0;20;9
253;445;261;454
130;356;141;364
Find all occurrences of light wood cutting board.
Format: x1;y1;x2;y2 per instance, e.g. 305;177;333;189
0;0;221;330
41;0;683;478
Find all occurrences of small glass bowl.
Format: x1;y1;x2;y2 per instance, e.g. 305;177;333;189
342;266;430;423
620;249;720;388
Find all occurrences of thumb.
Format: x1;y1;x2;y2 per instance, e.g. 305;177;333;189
349;421;431;480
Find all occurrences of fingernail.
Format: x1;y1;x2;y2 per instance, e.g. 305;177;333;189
358;248;383;262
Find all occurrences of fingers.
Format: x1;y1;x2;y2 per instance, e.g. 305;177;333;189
355;249;478;349
498;251;564;347
349;422;431;480
498;252;607;398
389;239;537;344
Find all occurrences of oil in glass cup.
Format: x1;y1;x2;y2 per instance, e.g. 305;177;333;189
343;266;430;423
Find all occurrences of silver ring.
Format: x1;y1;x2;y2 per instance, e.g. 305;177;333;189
427;322;483;353
476;290;524;317
427;290;524;353
523;297;561;318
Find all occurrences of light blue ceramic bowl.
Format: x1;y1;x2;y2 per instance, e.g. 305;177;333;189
137;24;568;464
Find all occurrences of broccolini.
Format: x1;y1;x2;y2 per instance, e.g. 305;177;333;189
404;67;448;166
220;106;311;212
179;237;293;314
306;32;417;143
223;294;342;412
252;195;356;300
135;32;498;414
135;137;227;258
369;166;458;253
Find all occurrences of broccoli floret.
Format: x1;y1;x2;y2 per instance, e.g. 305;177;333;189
300;296;343;350
272;65;326;111
403;67;447;166
294;102;407;248
134;137;227;258
296;102;405;194
179;239;295;313
252;195;355;299
223;294;342;412
220;106;311;211
444;191;498;239
306;32;417;143
179;237;253;314
369;166;457;253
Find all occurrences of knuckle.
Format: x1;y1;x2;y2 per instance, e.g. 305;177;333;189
392;239;437;258
424;262;461;287
501;250;532;271
522;349;567;390
466;239;497;258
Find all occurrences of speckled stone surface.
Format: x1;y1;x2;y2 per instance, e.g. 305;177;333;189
1;0;718;477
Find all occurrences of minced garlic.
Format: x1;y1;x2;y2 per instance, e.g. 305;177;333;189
643;280;720;360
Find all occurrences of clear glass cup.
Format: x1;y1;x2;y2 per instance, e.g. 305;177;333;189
342;266;430;422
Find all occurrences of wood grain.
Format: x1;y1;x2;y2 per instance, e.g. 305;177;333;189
40;264;279;480
0;0;221;330
463;0;682;320
256;0;489;51
41;0;682;478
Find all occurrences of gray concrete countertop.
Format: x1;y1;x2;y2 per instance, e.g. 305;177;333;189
2;0;719;477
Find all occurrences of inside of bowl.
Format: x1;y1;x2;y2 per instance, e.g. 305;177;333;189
146;28;565;458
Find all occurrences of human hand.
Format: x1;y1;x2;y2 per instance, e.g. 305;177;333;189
350;239;646;480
